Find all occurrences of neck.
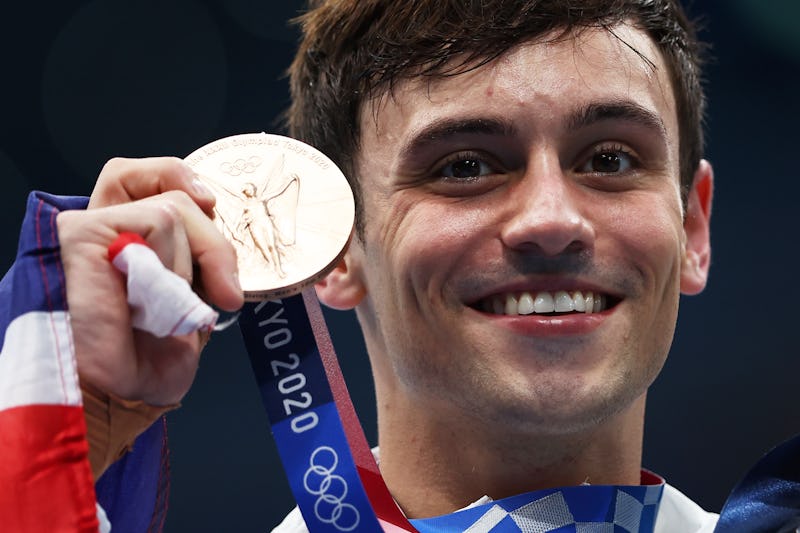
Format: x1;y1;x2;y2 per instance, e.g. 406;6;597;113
376;389;646;519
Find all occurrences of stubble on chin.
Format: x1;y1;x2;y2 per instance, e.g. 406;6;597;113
399;344;652;439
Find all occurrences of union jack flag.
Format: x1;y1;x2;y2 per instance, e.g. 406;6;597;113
0;192;168;533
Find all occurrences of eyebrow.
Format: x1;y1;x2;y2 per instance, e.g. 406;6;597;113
398;100;667;158
400;117;516;156
567;101;667;138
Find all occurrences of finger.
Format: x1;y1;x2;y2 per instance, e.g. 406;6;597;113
88;156;216;215
66;194;242;311
138;200;193;284
150;191;243;311
106;190;242;311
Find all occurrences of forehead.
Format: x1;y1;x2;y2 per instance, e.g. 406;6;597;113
358;23;677;157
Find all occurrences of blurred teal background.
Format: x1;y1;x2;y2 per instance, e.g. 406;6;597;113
1;1;799;530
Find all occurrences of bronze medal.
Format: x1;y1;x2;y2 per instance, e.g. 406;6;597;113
185;133;355;301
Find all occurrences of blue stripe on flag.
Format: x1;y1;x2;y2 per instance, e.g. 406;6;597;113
0;192;88;348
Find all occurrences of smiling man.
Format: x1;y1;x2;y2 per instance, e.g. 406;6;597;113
281;0;713;529
0;0;723;532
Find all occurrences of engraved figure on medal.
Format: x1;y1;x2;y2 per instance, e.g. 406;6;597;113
199;153;300;279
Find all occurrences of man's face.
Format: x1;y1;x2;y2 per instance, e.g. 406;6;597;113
324;24;710;433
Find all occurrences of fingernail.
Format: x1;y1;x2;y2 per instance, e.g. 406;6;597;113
231;271;241;292
192;177;215;200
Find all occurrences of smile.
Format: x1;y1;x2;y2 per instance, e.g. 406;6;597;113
478;290;617;316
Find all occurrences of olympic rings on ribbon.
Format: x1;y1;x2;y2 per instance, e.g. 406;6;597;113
303;446;361;531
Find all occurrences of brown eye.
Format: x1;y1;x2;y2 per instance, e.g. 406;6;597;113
592;152;622;173
442;158;490;179
578;147;634;174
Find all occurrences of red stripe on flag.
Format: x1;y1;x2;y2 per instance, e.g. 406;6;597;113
0;404;98;532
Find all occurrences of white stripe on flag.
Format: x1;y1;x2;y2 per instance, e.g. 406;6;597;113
0;310;80;410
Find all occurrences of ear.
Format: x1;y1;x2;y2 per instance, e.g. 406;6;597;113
315;246;367;310
680;159;714;295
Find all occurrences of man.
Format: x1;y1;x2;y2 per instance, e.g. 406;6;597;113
1;0;720;531
278;0;713;529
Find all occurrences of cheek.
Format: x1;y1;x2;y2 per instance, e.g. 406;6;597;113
372;195;489;291
608;197;685;362
607;194;685;286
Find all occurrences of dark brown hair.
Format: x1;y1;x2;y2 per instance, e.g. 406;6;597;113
287;0;707;233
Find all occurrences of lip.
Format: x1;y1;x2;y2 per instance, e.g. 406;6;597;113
468;304;612;337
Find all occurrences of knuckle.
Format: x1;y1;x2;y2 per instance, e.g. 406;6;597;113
150;199;182;230
92;157;135;202
55;210;81;239
99;157;130;177
161;189;194;208
161;155;188;171
157;156;193;182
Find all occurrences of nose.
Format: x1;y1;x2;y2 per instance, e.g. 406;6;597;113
500;155;595;256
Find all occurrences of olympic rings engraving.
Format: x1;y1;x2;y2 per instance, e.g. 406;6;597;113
219;155;262;176
303;446;360;531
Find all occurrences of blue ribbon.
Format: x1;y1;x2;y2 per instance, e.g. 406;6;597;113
239;295;384;532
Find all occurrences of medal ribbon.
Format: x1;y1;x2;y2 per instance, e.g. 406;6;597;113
238;291;415;531
238;290;666;532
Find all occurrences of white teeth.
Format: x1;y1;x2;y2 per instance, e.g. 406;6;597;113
490;290;609;316
573;291;586;312
504;294;519;315
554;291;574;312
518;292;535;315
534;292;555;313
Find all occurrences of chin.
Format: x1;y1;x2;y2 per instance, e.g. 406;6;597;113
463;369;650;436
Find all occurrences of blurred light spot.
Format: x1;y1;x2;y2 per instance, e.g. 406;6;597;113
733;0;800;61
42;0;227;187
